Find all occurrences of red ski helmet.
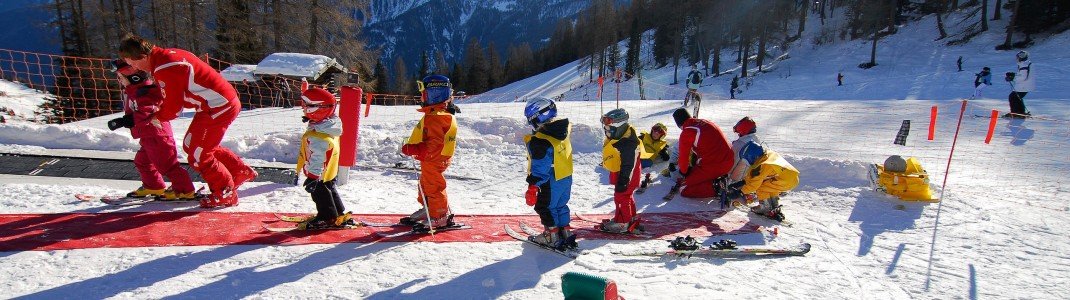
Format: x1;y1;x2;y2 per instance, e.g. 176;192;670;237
733;116;756;137
301;87;337;123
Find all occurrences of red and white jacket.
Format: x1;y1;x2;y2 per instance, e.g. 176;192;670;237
677;118;733;175
148;46;239;121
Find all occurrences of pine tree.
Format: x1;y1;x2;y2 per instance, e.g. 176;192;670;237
373;59;389;94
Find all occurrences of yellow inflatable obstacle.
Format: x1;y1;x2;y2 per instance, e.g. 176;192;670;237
868;155;938;202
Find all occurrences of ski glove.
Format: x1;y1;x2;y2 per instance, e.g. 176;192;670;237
303;178;320;193
401;144;425;160
107;115;134;131
525;185;539;206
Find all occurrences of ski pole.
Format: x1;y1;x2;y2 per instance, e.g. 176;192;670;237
413;158;435;236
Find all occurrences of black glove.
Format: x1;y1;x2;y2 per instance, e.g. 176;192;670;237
107;115;133;130
303;178;320;193
658;149;670;161
1005;72;1015;82
728;180;746;190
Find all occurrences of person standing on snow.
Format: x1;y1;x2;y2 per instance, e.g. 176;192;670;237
684;65;703;107
971;67;992;99
672;108;733;199
294;87;357;230
730;76;739;99
118;34;257;208
599;108;644;233
1005;50;1035;118
106;59;197;201
400;75;459;232
522;97;578;250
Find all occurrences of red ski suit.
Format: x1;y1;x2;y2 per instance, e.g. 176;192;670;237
123;81;194;193
147;46;248;197
677;118;733;198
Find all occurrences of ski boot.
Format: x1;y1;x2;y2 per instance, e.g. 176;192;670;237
158;188;199;201
600;217;643;234
200;187;237;208
557;226;578;250
335;212;358;227
399;208;426;226
751;197;785;222
529;226;561;247
412;214;456;233
297;217;336;230
127;187;165;198
233;165;259;189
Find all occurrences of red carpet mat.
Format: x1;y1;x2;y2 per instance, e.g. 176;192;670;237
0;211;761;251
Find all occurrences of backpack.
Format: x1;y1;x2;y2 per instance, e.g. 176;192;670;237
689;72;701;85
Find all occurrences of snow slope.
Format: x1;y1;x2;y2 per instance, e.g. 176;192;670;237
1;5;1069;300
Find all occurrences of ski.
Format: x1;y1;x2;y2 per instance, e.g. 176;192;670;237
262;223;364;232
76;194;200;206
573;214;652;237
274;213;314;223
503;224;583;259
662;181;682;201
614;236;810;257
374;222;473;238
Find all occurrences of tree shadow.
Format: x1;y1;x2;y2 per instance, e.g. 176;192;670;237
848;194;926;256
364;244;571;299
15;233;319;299
164;241;398;299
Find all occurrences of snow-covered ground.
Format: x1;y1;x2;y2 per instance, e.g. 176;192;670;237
1;5;1068;300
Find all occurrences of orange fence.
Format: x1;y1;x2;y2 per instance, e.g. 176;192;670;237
0;48;427;124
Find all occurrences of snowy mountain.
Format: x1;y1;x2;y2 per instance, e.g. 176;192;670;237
364;0;596;66
0;0;59;54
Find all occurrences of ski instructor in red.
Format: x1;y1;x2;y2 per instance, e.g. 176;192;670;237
672;108;733;198
118;34;256;208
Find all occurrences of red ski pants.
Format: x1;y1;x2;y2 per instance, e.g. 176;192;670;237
182;107;247;196
134;134;194;193
611;160;642;223
418;159;452;219
680;164;730;199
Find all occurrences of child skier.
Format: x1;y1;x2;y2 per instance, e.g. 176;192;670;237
638;123;671;189
728;117;763;183
727;141;799;222
684;66;702;107
1005;50;1035;118
294;87;355;230
400;75;459;232
523;97;577;249
599;108;644;233
106;59;197;200
971;67;992;99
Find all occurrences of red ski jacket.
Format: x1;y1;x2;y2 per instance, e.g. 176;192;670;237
147;46;239;122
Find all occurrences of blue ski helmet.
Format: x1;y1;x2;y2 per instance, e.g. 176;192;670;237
738;141;765;165
420;74;452;106
524;97;557;127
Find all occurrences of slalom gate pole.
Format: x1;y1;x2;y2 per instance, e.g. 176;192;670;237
925;99;967;290
413;158;435;237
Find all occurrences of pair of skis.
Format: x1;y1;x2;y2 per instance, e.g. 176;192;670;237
614;236;811;258
263;213;471;234
74;187;207;206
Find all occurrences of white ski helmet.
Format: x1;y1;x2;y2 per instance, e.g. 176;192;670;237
1016;50;1029;62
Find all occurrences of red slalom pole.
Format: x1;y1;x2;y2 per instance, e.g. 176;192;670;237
985;109;999;144
928;105;938;141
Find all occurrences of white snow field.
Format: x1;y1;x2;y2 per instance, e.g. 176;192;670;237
1;6;1068;300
